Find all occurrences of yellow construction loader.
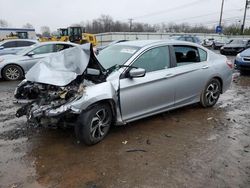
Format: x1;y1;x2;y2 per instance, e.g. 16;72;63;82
6;32;28;39
39;27;98;46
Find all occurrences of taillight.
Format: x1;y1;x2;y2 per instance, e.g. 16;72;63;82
226;59;233;69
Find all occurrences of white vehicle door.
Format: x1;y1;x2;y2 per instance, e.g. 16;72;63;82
119;46;175;122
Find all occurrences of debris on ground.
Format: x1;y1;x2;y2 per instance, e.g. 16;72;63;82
164;134;172;138
122;140;128;145
126;149;147;153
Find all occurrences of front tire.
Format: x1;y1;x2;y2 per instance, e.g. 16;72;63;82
2;65;23;81
200;78;221;107
75;103;112;145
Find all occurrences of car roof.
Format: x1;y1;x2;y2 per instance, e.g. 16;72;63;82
114;39;201;48
0;39;38;43
36;41;78;46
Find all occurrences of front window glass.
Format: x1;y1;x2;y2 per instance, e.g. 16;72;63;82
97;45;139;69
16;44;38;55
32;44;55;55
56;44;72;52
132;46;170;72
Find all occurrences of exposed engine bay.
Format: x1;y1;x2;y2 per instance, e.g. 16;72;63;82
14;43;107;126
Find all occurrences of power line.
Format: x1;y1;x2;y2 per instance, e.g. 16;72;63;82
156;8;242;24
121;0;203;21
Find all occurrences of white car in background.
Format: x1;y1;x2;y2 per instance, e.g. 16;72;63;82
0;39;38;56
0;41;78;80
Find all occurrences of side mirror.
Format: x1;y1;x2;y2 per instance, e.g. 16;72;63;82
0;46;4;50
86;68;100;76
26;51;35;57
128;68;146;78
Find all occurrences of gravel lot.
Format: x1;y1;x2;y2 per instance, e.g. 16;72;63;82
0;54;250;188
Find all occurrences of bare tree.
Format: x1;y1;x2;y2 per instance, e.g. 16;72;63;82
22;23;34;29
40;26;51;37
0;19;9;27
77;15;250;35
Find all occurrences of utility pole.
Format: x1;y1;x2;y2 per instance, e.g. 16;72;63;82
241;0;250;35
129;18;133;32
219;0;225;27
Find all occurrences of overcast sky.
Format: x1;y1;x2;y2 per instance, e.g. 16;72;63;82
0;0;248;32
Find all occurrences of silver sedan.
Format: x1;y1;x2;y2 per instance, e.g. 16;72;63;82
14;40;233;145
0;41;78;80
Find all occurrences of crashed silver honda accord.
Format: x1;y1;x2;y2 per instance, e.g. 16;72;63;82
14;40;233;145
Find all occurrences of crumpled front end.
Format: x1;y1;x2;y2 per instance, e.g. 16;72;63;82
14;43;107;126
14;79;95;126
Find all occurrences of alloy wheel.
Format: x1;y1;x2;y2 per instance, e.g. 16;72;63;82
90;108;111;139
205;82;220;105
5;67;20;80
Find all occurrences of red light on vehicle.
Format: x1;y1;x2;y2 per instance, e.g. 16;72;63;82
226;59;233;69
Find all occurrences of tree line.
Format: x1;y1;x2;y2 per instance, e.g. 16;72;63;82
1;15;250;36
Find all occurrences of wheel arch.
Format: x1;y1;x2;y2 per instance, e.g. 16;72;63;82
84;99;117;122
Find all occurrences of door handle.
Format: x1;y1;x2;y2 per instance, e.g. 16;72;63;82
165;73;174;78
202;65;209;69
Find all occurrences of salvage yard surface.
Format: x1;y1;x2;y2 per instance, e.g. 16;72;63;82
0;57;250;188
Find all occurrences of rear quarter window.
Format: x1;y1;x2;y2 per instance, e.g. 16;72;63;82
198;48;207;62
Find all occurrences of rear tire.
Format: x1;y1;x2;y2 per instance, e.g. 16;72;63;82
75;103;112;145
2;65;23;81
200;78;221;108
240;69;249;75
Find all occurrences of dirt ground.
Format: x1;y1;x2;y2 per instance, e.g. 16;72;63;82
0;56;250;188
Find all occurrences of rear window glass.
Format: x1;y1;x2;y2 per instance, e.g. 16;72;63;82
2;41;17;48
16;41;35;47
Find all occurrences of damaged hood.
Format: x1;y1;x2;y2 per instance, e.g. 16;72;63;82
26;43;104;86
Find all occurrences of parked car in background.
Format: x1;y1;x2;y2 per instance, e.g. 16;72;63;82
96;40;128;53
176;35;202;44
211;38;232;50
0;39;38;56
235;48;250;73
202;38;214;47
220;38;250;55
0;41;77;80
14;40;233;145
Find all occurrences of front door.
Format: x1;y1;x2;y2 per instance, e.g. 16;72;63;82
119;46;175;122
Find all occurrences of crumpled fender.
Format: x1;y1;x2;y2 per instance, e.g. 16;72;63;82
70;81;118;111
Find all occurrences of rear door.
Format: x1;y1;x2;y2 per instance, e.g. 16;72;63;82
119;45;175;122
171;45;210;106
